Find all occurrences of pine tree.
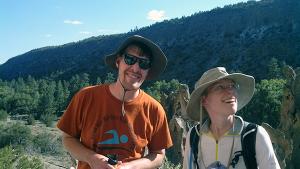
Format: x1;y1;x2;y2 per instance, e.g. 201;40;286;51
267;57;282;79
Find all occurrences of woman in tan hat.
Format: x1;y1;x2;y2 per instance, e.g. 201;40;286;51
183;67;280;169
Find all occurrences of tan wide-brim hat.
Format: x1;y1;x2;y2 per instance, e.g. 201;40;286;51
105;35;167;80
186;67;255;121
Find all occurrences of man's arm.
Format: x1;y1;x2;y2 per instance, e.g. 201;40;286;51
116;149;165;169
61;132;115;169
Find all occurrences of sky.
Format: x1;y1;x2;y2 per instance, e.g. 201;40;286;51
0;0;250;64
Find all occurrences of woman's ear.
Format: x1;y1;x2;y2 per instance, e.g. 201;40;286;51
201;96;207;106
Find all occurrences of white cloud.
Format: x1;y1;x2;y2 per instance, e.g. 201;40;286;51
44;34;52;38
79;31;92;35
147;10;168;21
64;20;83;25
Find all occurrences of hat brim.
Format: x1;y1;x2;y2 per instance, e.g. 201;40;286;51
105;35;167;80
186;73;255;121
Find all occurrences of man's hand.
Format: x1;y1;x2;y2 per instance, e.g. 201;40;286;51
87;153;116;169
115;149;165;169
115;162;134;169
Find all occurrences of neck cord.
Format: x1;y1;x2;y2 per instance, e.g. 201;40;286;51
199;117;236;169
118;78;139;116
117;78;142;148
121;87;128;116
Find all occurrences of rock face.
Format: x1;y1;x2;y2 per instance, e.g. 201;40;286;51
257;65;300;169
166;84;195;165
287;66;300;169
168;116;188;164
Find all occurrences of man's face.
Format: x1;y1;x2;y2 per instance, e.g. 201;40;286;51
202;79;239;118
116;45;150;90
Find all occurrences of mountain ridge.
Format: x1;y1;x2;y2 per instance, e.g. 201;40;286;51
1;0;299;88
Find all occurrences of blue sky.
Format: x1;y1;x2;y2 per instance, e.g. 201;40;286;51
0;0;250;64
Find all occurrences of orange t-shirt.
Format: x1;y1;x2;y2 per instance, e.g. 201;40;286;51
57;84;173;169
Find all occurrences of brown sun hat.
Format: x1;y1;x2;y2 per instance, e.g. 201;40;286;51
105;35;167;80
186;67;255;121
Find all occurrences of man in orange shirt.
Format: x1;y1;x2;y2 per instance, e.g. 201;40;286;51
57;35;173;169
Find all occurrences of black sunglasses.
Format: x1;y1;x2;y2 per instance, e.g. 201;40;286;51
123;53;151;70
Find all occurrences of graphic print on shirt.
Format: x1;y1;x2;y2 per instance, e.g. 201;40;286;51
98;129;128;144
93;114;136;154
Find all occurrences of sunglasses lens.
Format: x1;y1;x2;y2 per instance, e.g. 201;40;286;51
138;59;151;70
124;54;136;65
123;53;151;70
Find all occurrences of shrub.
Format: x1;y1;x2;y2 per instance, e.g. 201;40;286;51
27;114;35;125
32;132;64;155
0;146;18;169
16;156;43;169
0;123;32;148
0;109;8;121
160;157;181;169
0;146;43;169
40;113;56;127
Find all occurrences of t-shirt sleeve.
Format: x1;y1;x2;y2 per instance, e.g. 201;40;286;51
147;104;173;151
57;90;85;138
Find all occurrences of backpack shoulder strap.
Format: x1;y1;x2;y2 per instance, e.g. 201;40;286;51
190;124;200;169
241;122;258;169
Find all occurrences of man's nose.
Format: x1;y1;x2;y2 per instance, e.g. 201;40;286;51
131;61;141;71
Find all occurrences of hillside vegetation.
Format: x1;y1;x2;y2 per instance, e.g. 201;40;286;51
0;0;299;88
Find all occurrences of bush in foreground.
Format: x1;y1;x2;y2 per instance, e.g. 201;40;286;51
0;146;43;169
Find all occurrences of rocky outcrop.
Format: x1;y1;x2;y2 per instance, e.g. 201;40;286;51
261;65;300;169
166;84;196;165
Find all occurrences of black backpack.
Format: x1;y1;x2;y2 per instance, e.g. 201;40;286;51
189;122;258;169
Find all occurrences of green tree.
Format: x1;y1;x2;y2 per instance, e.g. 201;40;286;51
9;93;33;115
69;74;81;96
0;85;15;112
104;72;116;84
96;77;102;84
79;73;90;87
69;73;90;96
15;77;26;93
239;79;286;127
267;57;282;79
37;80;56;122
26;75;38;91
146;79;181;102
55;80;69;113
25;76;40;115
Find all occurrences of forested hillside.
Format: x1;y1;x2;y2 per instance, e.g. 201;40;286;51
0;0;299;88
